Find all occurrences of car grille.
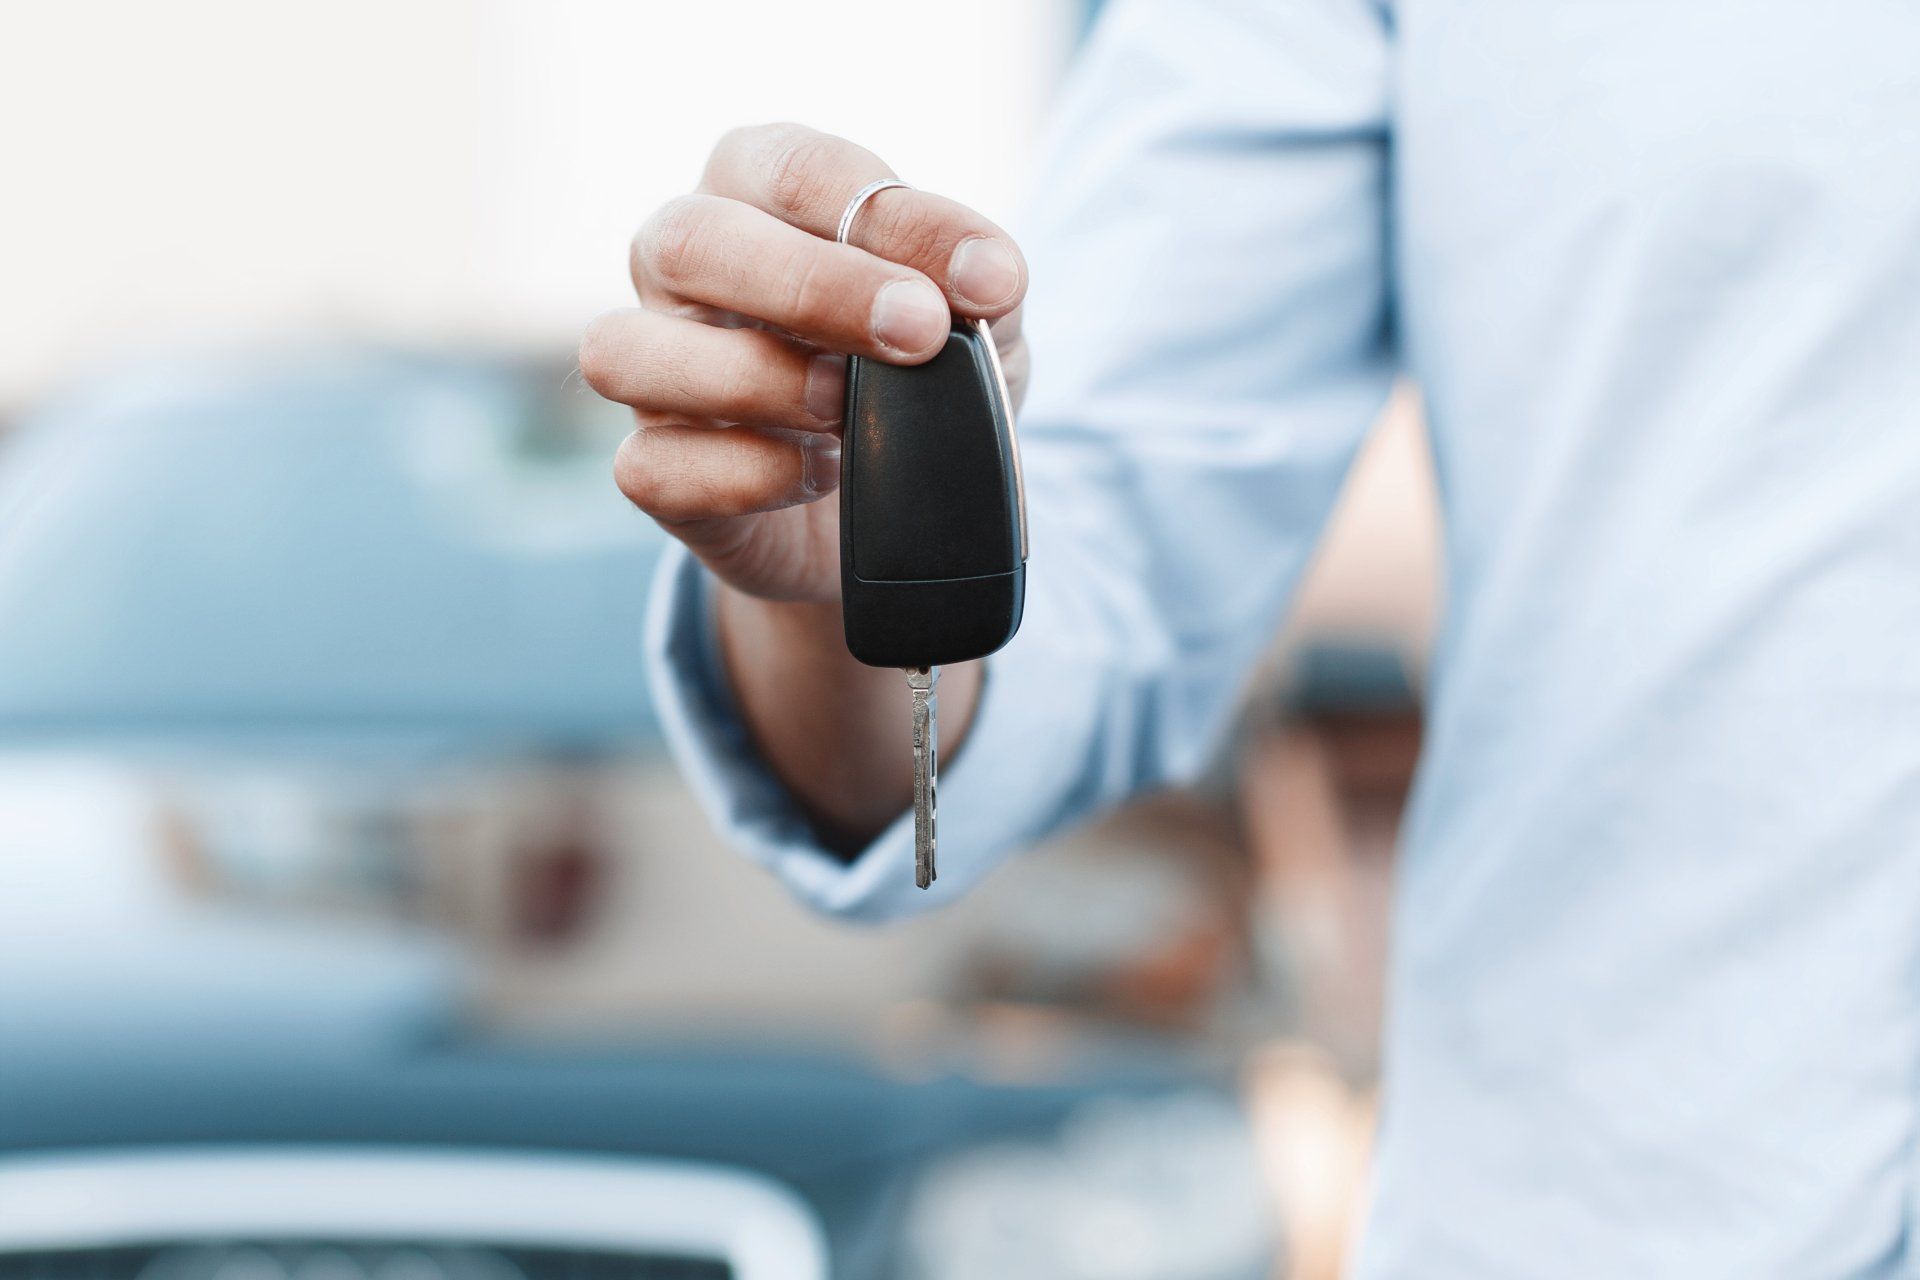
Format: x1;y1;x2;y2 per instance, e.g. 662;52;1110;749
0;1244;729;1280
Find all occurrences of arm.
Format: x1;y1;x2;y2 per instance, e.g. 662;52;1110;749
714;591;982;849
610;0;1398;917
580;127;1019;841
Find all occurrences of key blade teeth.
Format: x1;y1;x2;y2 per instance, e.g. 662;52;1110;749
913;820;936;890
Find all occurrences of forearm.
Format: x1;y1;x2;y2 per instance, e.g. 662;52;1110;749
715;584;982;849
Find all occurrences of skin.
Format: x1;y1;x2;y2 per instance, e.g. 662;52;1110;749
579;124;1030;846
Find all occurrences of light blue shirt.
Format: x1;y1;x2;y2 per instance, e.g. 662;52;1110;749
646;0;1920;1270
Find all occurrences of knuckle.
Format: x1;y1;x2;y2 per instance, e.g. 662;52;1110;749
710;444;799;519
686;470;745;521
612;430;662;511
776;248;839;329
613;427;782;525
709;123;765;171
638;194;712;285
576;310;629;395
709;345;766;419
762;127;837;222
717;121;784;158
660;343;721;412
664;460;747;523
880;206;951;266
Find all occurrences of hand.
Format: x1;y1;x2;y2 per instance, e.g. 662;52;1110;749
581;123;1030;604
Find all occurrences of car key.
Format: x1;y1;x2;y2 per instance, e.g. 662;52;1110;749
841;316;1026;887
835;180;1027;889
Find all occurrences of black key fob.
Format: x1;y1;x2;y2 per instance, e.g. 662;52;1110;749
839;318;1027;669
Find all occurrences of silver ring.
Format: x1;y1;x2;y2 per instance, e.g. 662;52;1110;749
835;178;913;245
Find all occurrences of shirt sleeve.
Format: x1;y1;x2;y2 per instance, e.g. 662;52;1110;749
644;0;1398;922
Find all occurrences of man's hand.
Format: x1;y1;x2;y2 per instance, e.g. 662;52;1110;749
579;125;1027;842
580;123;1029;604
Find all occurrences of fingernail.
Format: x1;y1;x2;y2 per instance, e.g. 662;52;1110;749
802;436;842;497
804;352;846;423
949;237;1021;308
871;278;949;354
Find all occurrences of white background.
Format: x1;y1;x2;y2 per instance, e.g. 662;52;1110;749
0;0;1078;404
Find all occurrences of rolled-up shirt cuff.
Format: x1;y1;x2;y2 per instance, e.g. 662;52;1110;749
642;544;1102;922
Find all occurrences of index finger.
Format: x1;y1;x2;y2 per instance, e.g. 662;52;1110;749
702;123;1027;318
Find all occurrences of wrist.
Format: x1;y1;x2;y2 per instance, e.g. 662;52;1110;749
714;584;846;661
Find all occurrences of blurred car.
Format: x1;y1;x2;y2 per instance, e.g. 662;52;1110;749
0;350;1273;1280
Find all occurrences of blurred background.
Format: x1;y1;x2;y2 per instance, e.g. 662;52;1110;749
0;3;1438;1278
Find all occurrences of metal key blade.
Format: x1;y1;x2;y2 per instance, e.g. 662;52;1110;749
906;665;939;888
